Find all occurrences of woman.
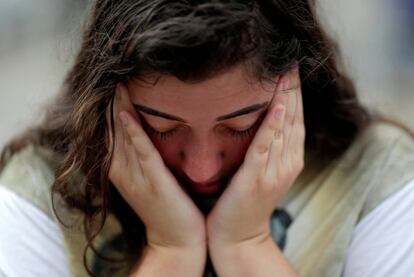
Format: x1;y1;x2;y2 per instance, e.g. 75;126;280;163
1;0;414;276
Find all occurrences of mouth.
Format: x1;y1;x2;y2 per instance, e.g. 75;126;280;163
180;178;227;198
188;181;222;195
172;172;230;214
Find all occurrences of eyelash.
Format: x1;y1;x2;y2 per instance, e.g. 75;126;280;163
221;118;262;140
146;125;257;141
142;114;265;141
145;127;180;141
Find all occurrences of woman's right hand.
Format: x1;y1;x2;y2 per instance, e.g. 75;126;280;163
107;84;206;265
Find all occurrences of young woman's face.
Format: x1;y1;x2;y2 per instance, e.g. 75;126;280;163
127;67;277;198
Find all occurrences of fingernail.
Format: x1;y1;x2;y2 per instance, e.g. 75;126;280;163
117;83;127;99
279;73;290;91
120;112;129;127
274;106;285;120
274;129;282;139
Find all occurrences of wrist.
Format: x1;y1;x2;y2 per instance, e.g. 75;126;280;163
209;234;297;277
130;244;207;277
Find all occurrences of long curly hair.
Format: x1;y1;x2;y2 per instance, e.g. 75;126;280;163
0;0;371;274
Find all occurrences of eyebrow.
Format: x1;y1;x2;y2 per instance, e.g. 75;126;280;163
133;102;269;123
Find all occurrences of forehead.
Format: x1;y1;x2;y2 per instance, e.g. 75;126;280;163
127;67;275;115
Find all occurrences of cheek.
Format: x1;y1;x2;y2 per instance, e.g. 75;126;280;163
150;139;180;165
224;139;252;164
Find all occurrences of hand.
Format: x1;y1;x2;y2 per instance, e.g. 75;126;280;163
207;67;305;248
107;84;206;252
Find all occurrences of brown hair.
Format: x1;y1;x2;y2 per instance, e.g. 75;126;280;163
0;0;372;274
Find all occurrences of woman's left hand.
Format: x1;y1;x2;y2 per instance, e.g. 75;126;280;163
206;67;305;250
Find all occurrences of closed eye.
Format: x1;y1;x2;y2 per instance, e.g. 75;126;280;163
139;110;267;141
219;111;266;140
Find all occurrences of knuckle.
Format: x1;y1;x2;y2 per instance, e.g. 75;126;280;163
108;162;123;186
297;159;305;171
127;125;140;140
274;129;283;140
297;115;305;125
137;147;159;165
255;143;269;154
297;124;305;136
136;148;151;162
292;159;304;175
266;119;277;131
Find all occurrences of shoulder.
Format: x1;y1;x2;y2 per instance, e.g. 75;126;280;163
351;122;414;220
347;121;414;161
343;178;414;276
0;144;60;219
336;121;414;183
0;185;70;276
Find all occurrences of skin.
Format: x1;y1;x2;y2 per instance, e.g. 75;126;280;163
128;67;273;196
108;65;304;276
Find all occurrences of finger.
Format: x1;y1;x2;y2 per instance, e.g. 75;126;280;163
241;104;286;182
114;89;126;156
291;88;305;162
274;92;290;166
116;84;148;174
284;68;303;158
265;106;286;179
120;110;184;193
277;67;305;179
117;83;139;122
117;83;151;160
108;86;127;183
118;84;186;194
284;67;301;127
116;84;134;157
117;86;170;179
292;117;306;164
107;87;124;153
117;84;141;169
277;67;300;164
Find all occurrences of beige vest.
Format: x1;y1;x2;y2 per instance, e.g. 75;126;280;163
280;123;414;276
1;122;414;276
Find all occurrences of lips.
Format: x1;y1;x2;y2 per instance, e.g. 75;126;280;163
190;181;221;195
171;173;230;215
169;167;236;198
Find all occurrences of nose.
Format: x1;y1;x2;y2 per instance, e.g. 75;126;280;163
181;137;224;184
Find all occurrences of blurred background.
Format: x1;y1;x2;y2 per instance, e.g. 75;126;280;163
0;0;413;148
